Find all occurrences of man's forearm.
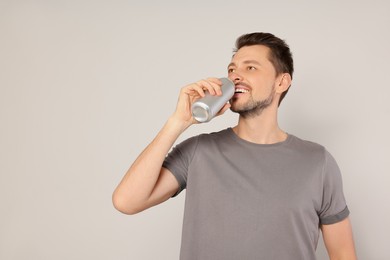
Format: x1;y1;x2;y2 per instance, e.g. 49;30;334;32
112;116;189;214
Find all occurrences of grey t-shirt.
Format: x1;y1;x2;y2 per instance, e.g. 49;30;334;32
163;128;349;260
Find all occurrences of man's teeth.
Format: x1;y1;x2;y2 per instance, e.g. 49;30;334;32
235;88;249;93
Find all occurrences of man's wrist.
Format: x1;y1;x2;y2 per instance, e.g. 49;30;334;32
166;115;192;135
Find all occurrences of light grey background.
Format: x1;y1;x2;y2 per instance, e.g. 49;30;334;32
1;0;389;259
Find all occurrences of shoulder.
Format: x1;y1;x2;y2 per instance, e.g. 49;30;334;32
289;134;325;151
287;134;329;162
174;128;230;151
287;135;343;180
175;128;233;155
289;135;343;172
197;128;231;141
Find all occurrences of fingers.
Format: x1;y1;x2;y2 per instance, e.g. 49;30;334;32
204;78;223;96
174;78;225;125
183;78;222;97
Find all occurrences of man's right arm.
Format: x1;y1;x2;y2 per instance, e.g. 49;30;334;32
112;78;229;215
112;116;188;215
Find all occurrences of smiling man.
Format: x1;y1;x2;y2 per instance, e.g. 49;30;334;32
113;32;357;260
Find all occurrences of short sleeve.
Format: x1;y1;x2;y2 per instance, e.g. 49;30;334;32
162;136;199;197
319;150;350;225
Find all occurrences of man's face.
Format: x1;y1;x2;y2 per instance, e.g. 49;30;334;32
227;45;280;117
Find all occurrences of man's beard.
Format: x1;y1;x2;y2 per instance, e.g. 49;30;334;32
230;89;275;118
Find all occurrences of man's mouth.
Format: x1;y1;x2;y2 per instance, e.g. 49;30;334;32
234;88;249;94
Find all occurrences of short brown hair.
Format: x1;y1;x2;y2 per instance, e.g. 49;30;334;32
235;32;294;105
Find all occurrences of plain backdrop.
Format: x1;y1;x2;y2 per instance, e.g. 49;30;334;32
1;0;389;259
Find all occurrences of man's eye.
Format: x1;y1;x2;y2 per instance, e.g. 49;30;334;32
248;66;256;71
228;68;235;73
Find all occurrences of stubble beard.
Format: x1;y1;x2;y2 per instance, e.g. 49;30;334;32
230;89;275;118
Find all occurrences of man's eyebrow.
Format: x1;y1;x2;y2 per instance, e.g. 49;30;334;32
227;60;262;68
227;62;236;68
243;60;262;66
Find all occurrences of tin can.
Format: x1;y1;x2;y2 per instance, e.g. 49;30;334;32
191;78;235;123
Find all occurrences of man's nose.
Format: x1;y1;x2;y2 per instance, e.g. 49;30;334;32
228;72;243;84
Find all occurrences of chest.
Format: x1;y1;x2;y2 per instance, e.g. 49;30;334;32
186;146;324;217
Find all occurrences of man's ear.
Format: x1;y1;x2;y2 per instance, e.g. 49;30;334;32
276;73;292;94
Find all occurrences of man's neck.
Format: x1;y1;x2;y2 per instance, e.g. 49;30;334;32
232;107;287;145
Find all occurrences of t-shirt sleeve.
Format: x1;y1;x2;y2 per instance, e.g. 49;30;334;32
319;150;350;225
162;135;199;197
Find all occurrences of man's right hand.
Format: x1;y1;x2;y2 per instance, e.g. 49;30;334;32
171;77;230;128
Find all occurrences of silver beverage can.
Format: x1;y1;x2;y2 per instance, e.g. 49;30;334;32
191;78;235;123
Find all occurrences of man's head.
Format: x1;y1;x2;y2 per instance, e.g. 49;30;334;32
232;32;294;107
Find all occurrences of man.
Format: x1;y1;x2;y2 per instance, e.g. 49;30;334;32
113;32;357;259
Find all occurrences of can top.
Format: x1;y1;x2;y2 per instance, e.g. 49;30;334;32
192;102;210;122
